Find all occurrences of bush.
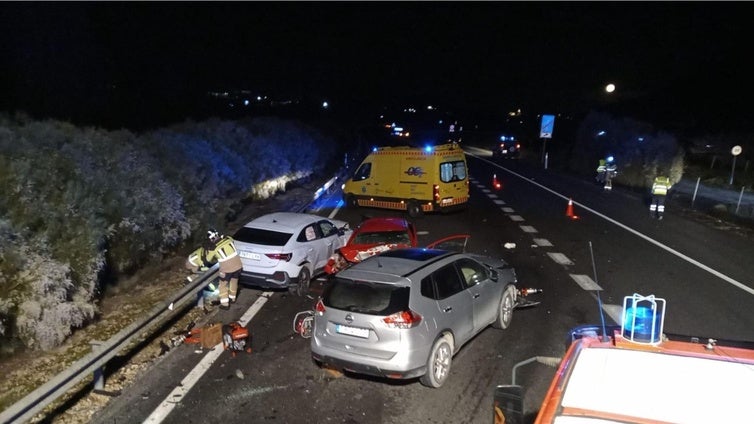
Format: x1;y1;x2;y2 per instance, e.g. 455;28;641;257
0;114;339;350
570;111;685;188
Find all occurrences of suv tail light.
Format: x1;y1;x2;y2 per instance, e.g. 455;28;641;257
382;310;422;329
265;252;292;261
315;299;326;315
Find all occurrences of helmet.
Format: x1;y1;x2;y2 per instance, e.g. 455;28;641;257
207;229;220;242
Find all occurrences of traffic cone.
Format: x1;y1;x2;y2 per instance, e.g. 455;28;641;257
492;174;502;190
565;198;578;219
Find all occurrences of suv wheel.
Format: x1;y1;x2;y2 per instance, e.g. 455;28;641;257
420;334;453;388
291;266;311;297
493;285;516;329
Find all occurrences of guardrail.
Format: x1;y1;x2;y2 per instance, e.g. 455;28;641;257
1;171;348;424
0;266;219;424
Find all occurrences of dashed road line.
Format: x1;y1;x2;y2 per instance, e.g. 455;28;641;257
569;274;602;291
509;215;525;222
547;252;574;266
493;199;506;205
533;238;553;247
502;207;515;213
601;304;624;324
520;225;538;233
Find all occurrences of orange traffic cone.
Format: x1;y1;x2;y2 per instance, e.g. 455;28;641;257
492;174;502;190
565;198;578;219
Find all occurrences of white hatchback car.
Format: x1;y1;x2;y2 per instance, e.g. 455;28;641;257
233;212;351;296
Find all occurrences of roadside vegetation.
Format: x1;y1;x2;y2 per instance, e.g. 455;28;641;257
0;114;340;352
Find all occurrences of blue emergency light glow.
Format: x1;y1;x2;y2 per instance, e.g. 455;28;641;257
621;294;665;344
606;156;615;163
372;146;378;152
424;145;434;153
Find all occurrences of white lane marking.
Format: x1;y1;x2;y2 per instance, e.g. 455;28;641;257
548;252;574;266
465;150;754;296
145;293;272;423
520;225;538;233
533;238;553;247
570;274;603;291
488;193;499;198
502;207;515;213
602;304;624;325
493;199;506;205
481;188;491;193
509;215;525;222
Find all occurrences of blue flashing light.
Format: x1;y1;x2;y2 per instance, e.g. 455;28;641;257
638;137;645;142
424;145;434;153
606;155;615;163
372;146;378;152
621;294;665;344
597;131;606;136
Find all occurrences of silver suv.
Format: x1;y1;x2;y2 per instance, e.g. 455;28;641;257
310;248;527;388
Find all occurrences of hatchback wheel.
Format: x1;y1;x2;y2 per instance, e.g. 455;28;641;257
291;266;311;297
493;285;516;329
420;335;453;388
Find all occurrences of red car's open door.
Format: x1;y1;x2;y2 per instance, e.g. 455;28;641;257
425;234;470;252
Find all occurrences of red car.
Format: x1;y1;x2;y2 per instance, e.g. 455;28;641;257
324;217;418;274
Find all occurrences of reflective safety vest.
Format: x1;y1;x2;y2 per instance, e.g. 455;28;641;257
206;236;240;263
188;247;209;268
652;176;671;196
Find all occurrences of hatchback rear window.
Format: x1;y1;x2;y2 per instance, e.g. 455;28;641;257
233;227;292;246
323;278;409;316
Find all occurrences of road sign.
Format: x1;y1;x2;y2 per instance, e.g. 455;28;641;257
731;145;742;156
540;115;555;139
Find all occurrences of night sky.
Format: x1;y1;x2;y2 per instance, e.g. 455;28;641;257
2;2;753;132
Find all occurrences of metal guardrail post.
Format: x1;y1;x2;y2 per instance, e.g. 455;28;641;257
88;341;105;390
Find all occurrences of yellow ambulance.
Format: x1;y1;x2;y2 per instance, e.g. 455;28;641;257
342;143;469;217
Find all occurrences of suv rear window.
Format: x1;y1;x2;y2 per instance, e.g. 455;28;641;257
233;227;292;246
322;278;409;316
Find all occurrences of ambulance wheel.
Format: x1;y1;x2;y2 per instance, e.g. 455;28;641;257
345;194;359;209
407;201;423;218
